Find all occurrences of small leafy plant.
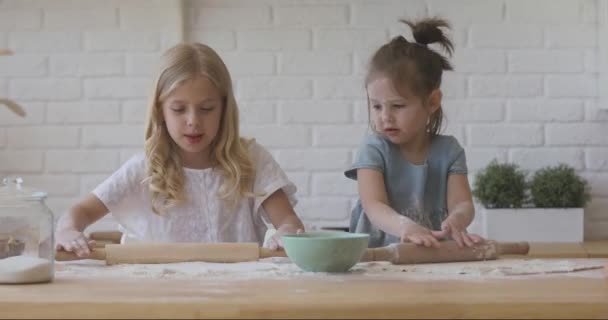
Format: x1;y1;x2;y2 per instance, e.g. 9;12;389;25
529;164;590;208
473;160;527;209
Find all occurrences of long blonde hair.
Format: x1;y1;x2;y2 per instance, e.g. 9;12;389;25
144;42;255;214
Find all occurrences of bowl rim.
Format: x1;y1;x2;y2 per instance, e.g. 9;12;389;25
281;231;369;240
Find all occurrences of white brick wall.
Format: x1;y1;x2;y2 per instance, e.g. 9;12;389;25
1;0;607;239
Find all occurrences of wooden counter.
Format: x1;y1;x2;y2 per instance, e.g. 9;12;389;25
1;269;607;319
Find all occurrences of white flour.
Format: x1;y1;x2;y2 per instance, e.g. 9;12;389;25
0;256;53;284
55;258;606;281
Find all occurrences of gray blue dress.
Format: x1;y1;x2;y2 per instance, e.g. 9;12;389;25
345;133;468;248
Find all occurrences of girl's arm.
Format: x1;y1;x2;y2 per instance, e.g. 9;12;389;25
358;168;441;247
440;174;484;247
55;193;109;257
262;189;305;250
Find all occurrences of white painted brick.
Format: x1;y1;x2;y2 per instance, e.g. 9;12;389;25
353;1;426;25
81;174;110;195
122;100;147;124
7;126;79;148
45;196;80;218
0;79;7;97
84;31;159;52
442;74;467;98
240;125;310;148
237;78;312;99
9;32;80;53
46;150;120;173
313;125;367;147
584;49;598;72
315;28;387;50
546;75;597;98
546;124;608;146
353;101;370;124
50;54;123;76
285;171;310;197
428;0;502;23
84;78;148;99
468;124;543;146
124;54;157;76
506;0;580;23
47;101;121;124
443;100;504;122
120;149;143;163
0;102;44;125
353;48;377;76
545;25;597;48
187;29;235;50
44;9;117;29
279;101;350;124
586;148;608;171
239;101;276;124
275;5;348;26
581;172;608;197
582;0;598;24
0;33;6;49
464;148;508;172
193;7;271;28
585;198;608;221
0;151;43;172
9;79;81;100
0;55;47;76
314;76;365;99
442;124;466;145
509;148;584;170
0;10;42;30
470;25;543;48
312;173;356;196
470;75;543;97
585;220;608;240
82;125;144;147
18;174;80;197
585;101;608;121
295;197;350;220
509;50;584;73
507;100;584;122
280;52;351;75
237;29;311;50
276;149;350;171
0;129;5;147
221;52;275;76
453;49;506;73
119;5;178;30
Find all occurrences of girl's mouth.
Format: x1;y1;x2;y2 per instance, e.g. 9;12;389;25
384;128;399;135
184;134;203;144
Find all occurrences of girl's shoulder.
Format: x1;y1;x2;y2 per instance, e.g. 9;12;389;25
245;138;274;162
430;134;465;158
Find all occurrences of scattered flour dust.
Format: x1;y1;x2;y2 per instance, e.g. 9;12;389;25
0;256;53;284
55;257;607;281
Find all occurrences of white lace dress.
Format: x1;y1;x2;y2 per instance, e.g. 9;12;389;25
92;141;296;246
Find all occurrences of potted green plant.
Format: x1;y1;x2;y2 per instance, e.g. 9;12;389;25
472;162;590;242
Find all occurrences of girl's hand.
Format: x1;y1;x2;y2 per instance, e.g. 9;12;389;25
399;220;442;248
55;229;96;258
266;224;303;250
436;213;484;248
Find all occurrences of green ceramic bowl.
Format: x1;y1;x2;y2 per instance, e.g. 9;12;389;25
282;231;369;273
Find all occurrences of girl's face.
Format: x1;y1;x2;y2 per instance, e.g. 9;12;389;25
161;76;223;167
367;76;439;146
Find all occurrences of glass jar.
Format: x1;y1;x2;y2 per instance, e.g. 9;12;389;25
0;177;54;284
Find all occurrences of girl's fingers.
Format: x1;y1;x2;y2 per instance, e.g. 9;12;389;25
469;233;484;243
451;229;464;248
462;232;475;247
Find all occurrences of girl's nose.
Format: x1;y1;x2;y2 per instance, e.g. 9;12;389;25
380;106;392;122
186;113;200;128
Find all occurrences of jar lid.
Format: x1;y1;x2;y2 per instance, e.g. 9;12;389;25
0;177;47;202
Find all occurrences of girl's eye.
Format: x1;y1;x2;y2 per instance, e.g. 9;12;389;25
171;108;185;113
372;104;381;110
200;106;215;112
393;104;405;108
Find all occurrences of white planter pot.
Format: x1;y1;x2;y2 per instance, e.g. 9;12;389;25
480;207;584;242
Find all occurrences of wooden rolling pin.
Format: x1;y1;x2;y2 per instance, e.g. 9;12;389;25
56;240;529;265
360;240;529;264
55;243;287;265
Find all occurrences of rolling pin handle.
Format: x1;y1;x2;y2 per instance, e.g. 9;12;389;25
258;248;287;259
497;241;530;255
55;248;107;261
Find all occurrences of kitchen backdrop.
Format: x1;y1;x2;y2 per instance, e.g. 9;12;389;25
0;0;607;239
